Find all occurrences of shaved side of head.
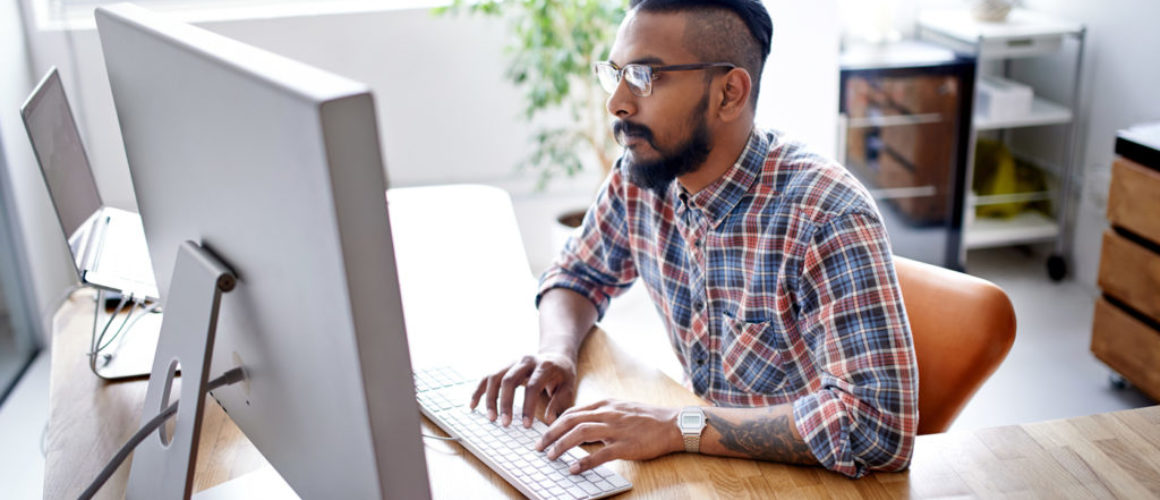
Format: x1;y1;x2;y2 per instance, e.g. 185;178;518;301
630;0;773;109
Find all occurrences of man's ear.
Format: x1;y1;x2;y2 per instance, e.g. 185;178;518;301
716;68;752;122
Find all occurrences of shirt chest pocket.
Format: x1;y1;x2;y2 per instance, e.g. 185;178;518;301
721;316;789;395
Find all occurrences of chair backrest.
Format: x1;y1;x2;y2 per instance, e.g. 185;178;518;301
893;256;1017;434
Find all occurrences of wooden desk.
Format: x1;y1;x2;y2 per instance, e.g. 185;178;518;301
44;186;1160;498
44;287;1160;498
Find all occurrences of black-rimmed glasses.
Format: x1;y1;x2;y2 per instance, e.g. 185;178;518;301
594;61;736;97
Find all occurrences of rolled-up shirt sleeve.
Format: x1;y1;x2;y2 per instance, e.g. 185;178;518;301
536;167;637;320
790;211;918;478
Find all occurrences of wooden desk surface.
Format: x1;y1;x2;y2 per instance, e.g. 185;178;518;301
44;289;1160;499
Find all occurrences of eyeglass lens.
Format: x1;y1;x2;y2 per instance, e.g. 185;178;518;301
596;64;653;97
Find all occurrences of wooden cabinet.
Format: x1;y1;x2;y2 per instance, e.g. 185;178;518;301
838;40;975;271
1092;125;1160;401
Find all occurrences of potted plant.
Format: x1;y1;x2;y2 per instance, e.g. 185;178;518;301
436;0;627;232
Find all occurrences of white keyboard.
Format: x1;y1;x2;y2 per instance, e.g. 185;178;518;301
414;367;633;500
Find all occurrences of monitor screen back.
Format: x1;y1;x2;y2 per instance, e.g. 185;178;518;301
95;4;430;498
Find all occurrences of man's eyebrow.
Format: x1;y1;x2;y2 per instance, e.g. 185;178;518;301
609;56;666;66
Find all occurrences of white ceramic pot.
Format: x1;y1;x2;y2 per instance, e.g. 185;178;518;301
971;0;1015;22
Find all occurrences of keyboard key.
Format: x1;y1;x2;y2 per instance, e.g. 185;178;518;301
607;474;630;489
578;482;601;495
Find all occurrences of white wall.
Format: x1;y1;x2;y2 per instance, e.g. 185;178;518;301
759;0;840;156
1;0;75;341
19;1;838;281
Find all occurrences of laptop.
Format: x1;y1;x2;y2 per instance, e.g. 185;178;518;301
21;67;159;302
22;68;160;379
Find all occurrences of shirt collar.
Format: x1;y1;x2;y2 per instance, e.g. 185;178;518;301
671;129;769;228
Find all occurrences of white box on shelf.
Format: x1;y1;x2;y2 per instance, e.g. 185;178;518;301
976;75;1033;121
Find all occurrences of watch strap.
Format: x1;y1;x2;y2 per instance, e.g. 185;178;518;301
682;433;701;453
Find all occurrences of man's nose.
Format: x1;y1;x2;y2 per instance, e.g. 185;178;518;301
605;76;637;118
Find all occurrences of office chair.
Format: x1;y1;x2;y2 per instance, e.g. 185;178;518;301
893;256;1017;435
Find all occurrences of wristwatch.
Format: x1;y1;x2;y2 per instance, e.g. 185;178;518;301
677;406;707;453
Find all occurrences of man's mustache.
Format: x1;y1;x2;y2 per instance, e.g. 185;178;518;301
612;120;655;147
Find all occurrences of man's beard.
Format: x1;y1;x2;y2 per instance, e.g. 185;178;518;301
613;94;712;194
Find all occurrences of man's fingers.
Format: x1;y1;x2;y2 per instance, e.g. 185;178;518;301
483;372;503;421
543;385;575;424
469;377;487;410
571;444;620;474
520;366;548;428
497;358;535;426
545;422;607;460
536;408;597;451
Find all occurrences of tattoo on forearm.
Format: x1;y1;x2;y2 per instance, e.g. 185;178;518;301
709;412;818;465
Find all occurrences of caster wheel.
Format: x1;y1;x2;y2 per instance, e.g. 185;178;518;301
1047;255;1067;282
1109;373;1129;390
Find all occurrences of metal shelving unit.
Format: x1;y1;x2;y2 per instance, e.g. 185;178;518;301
919;9;1086;281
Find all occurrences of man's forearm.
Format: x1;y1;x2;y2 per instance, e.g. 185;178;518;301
700;404;819;465
537;288;599;361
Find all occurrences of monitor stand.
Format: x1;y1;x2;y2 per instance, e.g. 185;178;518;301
125;241;237;499
191;465;297;499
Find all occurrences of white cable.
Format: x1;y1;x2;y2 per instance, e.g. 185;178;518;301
78;367;247;500
89;291;132;357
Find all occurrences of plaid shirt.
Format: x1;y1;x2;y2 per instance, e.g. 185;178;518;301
538;129;917;477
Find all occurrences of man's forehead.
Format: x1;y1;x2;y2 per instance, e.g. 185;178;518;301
609;9;695;65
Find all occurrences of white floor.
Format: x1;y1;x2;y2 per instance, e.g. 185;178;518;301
0;247;1153;499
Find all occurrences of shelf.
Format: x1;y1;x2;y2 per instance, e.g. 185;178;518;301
847;113;944;129
918;9;1083;59
965;211;1059;249
975;96;1072;130
972;190;1053;206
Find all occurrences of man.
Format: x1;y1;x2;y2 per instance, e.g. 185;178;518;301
472;0;917;479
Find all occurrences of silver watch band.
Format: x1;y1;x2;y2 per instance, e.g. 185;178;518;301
682;433;701;453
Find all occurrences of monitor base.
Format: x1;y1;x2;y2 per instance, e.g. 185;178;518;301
193;465;297;500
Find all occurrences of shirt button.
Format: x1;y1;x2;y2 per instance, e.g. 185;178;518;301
695;358;705;366
692;299;703;311
694;239;703;248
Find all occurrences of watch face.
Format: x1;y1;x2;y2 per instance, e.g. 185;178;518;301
681;413;703;428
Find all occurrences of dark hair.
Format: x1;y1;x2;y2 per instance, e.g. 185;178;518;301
629;0;773;108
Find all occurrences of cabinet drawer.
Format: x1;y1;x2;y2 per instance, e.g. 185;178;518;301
1098;229;1160;323
1108;157;1160;245
1091;298;1160;401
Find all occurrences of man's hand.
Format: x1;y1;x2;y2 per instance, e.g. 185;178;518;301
535;399;682;474
470;353;578;428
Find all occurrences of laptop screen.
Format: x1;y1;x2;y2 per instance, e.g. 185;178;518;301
21;68;103;241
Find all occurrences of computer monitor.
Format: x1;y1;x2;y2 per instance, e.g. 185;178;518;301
95;3;430;498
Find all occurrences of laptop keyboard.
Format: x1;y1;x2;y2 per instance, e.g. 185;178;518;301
414;367;632;500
